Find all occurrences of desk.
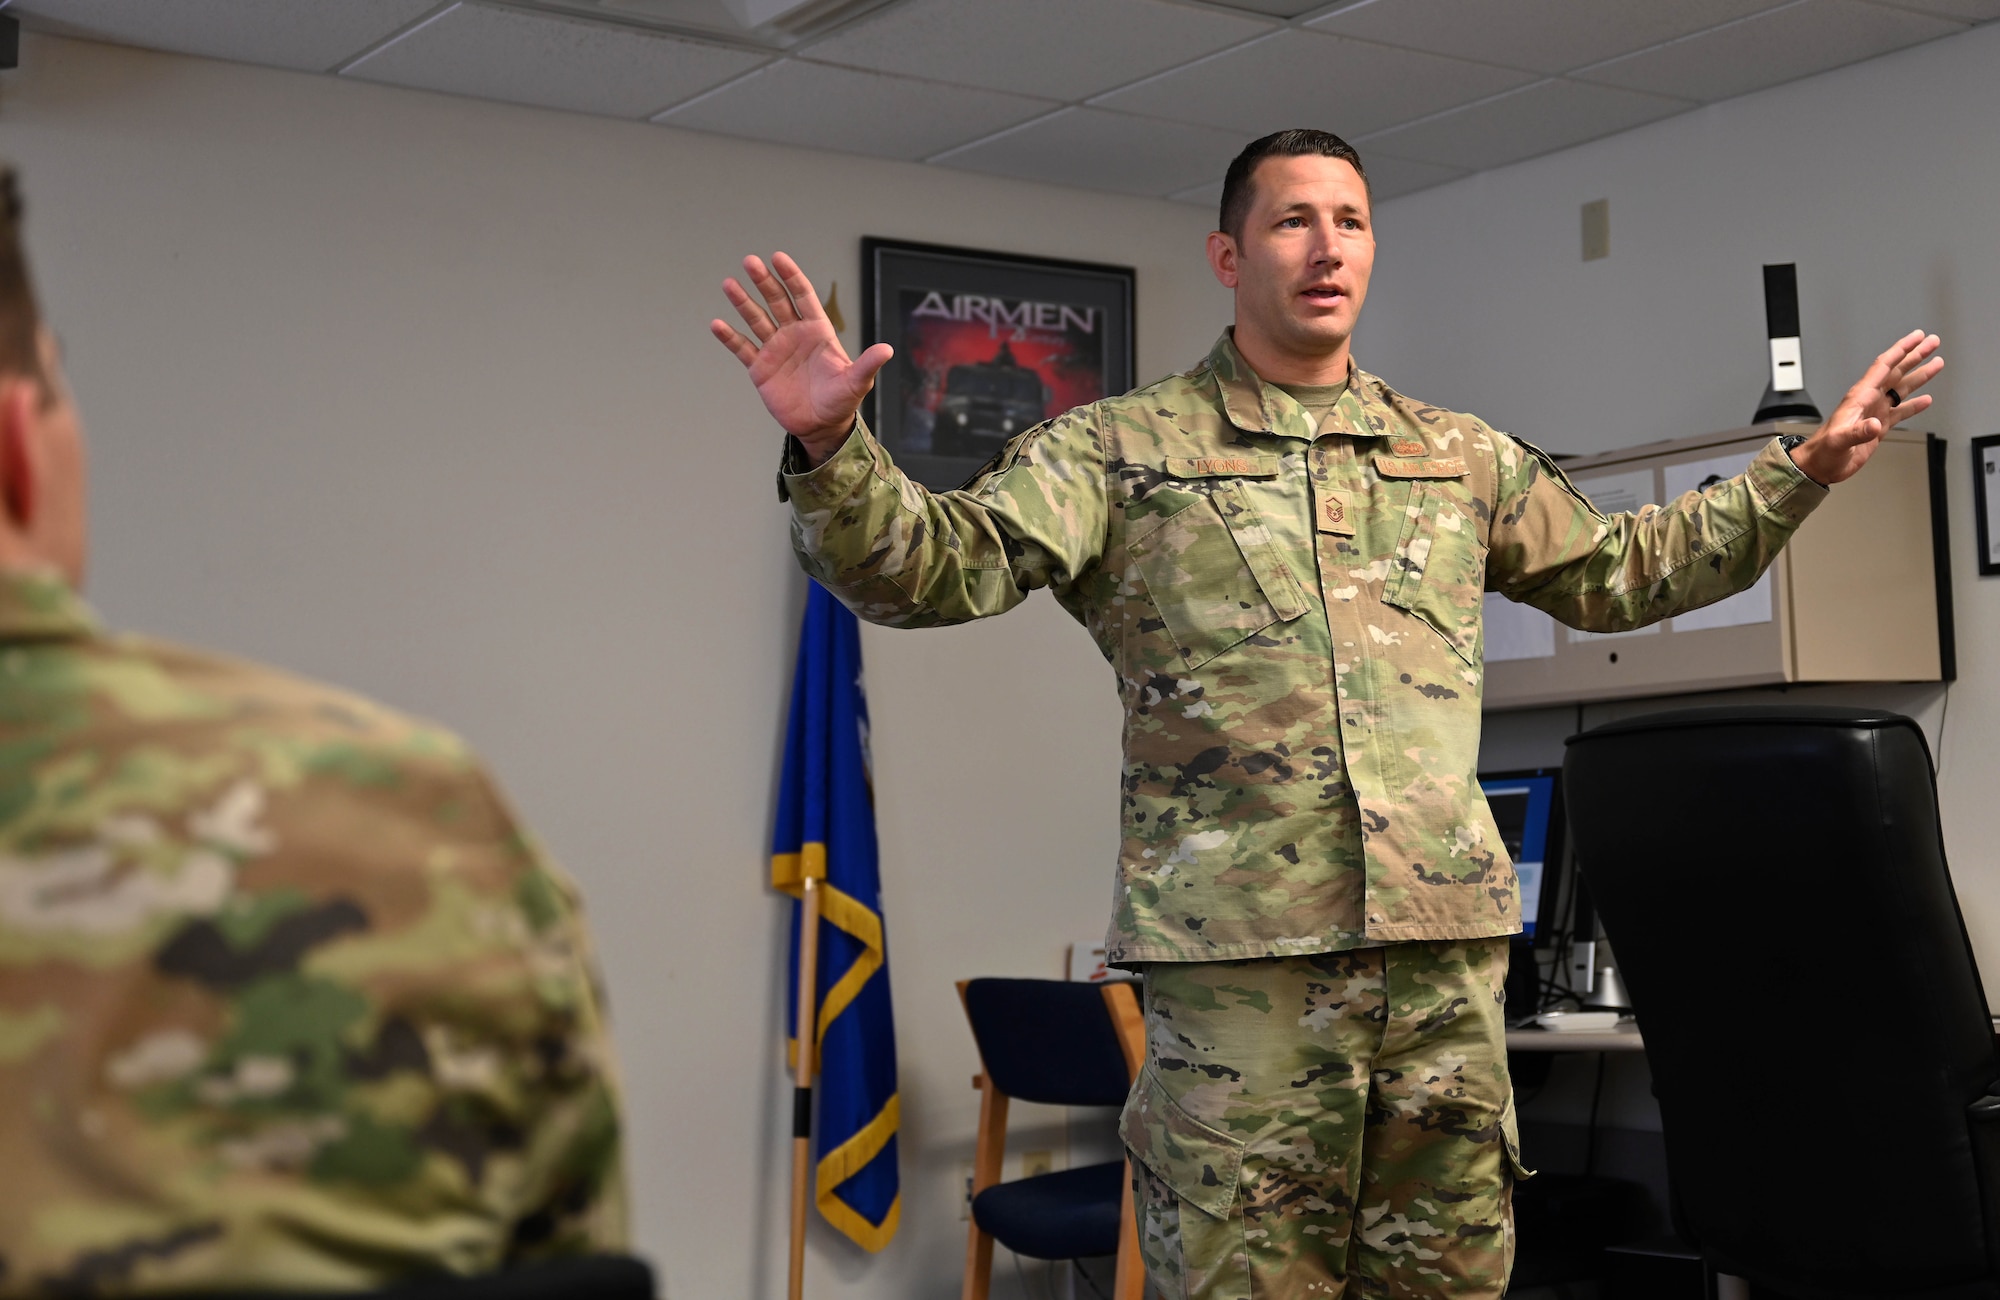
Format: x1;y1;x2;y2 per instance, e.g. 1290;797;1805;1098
1506;1025;1645;1053
1521;1018;2000;1051
1507;1023;1661;1293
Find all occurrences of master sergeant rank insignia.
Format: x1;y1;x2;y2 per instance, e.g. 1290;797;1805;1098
1317;490;1355;536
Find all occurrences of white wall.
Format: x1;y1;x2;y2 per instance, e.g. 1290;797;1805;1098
1361;20;2000;988
0;32;1227;1300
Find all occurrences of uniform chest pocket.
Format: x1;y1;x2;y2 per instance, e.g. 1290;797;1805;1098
1382;480;1488;667
1128;481;1308;672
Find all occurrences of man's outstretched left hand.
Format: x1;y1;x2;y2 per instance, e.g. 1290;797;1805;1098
1791;330;1943;486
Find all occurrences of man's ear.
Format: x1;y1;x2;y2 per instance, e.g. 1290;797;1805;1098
0;378;37;530
1206;230;1240;289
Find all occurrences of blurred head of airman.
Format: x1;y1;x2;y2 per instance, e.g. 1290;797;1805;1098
1207;129;1377;386
0;168;88;589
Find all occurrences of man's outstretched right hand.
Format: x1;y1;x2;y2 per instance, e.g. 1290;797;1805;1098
711;252;893;468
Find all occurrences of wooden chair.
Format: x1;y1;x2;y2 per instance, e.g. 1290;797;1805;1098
957;977;1146;1300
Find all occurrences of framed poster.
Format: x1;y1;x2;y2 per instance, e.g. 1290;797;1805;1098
1975;433;2000;577
861;237;1135;492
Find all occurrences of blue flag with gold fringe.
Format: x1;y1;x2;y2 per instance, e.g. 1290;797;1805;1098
771;581;900;1251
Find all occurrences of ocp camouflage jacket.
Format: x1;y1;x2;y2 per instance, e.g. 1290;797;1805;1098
781;331;1825;963
0;571;627;1293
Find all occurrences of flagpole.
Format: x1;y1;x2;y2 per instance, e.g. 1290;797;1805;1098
788;874;823;1300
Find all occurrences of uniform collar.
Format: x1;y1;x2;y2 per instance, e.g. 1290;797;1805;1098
0;568;99;643
1204;329;1385;442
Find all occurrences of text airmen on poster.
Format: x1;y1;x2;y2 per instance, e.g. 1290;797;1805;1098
894;288;1109;468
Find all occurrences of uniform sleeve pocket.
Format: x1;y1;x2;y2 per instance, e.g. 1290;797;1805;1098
1382;482;1487;669
1128;483;1307;673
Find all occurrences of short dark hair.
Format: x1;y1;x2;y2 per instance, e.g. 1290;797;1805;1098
0;168;43;385
1218;129;1370;241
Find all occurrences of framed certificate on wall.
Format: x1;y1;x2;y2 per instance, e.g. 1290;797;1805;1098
1975;433;2000;577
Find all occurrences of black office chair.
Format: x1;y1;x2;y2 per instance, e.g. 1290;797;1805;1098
1564;705;2000;1299
957;977;1144;1300
177;1254;656;1298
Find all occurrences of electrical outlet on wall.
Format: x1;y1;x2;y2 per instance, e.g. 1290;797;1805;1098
960;1146;1067;1221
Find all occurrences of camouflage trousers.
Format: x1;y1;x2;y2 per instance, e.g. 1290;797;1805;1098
1119;941;1527;1299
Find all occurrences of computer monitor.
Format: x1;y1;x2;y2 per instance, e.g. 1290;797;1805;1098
1478;767;1566;944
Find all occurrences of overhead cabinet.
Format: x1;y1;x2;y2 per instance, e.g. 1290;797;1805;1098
1482;423;1953;711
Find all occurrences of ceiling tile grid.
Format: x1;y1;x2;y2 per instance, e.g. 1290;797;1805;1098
1305;0;1793;76
1352;150;1470;201
1357;77;1691;171
7;0;1994;203
1091;28;1539;138
1573;0;1966;103
342;3;770;119
933;106;1253;197
1865;0;2000;19
799;0;1274;101
1219;0;1332;16
4;0;439;72
656;58;1058;161
1167;177;1227;209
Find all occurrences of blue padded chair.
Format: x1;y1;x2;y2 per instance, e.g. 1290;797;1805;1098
958;977;1146;1300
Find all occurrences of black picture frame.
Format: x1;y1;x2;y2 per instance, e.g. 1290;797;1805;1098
860;237;1135;492
1975;433;2000;577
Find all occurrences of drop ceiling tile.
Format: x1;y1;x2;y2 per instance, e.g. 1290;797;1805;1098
1359;150;1467;199
934;107;1252;197
6;0;437;72
1575;0;1964;102
1863;0;2000;19
801;0;1272;101
1092;29;1537;140
1308;0;1790;75
343;3;768;119
1208;0;1334;14
1167;178;1225;210
1358;77;1688;170
656;59;1058;162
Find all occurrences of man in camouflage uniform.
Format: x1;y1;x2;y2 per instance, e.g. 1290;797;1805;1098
0;172;628;1293
713;130;1941;1297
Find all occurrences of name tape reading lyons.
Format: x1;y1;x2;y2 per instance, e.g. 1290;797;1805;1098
909;291;1099;336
